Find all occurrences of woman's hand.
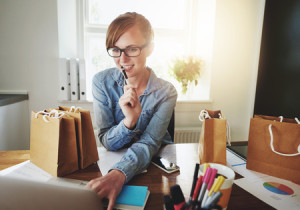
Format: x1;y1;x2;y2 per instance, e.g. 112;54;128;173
87;170;126;210
119;85;142;129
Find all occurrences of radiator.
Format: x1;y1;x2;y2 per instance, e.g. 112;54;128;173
174;128;201;143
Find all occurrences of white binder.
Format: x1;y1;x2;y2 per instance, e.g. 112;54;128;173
58;58;71;101
70;58;79;101
79;59;86;101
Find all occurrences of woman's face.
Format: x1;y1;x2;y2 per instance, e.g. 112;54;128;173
113;24;152;78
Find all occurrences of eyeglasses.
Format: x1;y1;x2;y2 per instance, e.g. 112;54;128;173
107;43;149;58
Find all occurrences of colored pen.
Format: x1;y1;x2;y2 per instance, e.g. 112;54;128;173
203;163;210;174
197;167;212;203
180;163;200;210
204;175;225;206
201;168;217;207
192;175;203;201
207;177;219;197
189;163;200;201
203;191;222;209
213;175;225;193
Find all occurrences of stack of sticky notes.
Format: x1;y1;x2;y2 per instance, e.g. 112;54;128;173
114;185;150;210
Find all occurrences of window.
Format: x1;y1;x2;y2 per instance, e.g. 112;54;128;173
82;0;215;101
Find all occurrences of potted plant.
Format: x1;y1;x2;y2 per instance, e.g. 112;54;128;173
169;56;203;94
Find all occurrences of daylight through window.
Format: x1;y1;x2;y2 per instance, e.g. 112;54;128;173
83;0;216;101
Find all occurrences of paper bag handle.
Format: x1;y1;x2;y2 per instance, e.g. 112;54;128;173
70;106;82;112
278;116;300;124
198;110;231;146
268;124;300;156
199;110;211;121
35;110;68;122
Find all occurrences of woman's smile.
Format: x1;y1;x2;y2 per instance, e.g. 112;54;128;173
121;65;134;71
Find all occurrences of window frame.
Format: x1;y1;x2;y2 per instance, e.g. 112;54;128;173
78;0;214;102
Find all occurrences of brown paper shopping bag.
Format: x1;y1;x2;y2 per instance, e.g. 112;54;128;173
58;106;99;169
247;115;300;183
198;110;228;165
30;111;79;177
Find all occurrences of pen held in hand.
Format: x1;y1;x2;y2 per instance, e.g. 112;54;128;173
121;66;128;85
121;66;132;107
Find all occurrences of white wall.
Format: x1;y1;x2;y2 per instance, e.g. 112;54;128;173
0;0;265;143
0;0;59;111
0;100;30;150
57;0;78;58
176;0;265;142
210;0;265;141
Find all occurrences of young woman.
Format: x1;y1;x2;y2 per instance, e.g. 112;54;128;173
88;12;177;209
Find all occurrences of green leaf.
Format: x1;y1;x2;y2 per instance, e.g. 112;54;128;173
169;56;203;94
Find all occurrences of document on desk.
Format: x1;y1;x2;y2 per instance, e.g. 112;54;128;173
0;160;88;187
226;149;300;209
0;148;128;185
0;147;145;191
235;175;300;210
227;149;268;179
97;147;127;176
97;147;147;176
0;147;134;181
0;160;52;182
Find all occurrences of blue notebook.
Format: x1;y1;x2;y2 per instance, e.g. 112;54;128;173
116;185;149;207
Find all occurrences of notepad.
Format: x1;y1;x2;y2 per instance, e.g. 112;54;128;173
113;185;150;210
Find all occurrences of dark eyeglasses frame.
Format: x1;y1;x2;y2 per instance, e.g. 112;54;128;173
107;43;149;58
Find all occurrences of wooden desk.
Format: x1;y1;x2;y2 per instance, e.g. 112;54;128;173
0;144;274;210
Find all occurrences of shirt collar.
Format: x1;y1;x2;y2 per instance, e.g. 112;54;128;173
143;68;161;95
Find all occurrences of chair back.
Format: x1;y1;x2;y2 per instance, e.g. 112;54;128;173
167;110;175;142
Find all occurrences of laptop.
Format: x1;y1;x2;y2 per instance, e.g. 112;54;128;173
0;176;103;210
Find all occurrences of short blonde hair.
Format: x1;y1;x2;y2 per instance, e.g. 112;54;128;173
106;12;154;49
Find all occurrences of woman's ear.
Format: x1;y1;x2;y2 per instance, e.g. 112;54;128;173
145;42;154;57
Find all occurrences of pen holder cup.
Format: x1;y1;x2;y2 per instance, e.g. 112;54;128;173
200;163;235;210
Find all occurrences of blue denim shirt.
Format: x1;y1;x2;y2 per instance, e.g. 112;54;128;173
92;67;177;182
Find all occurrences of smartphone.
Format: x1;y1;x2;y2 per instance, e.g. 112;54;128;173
151;156;180;173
